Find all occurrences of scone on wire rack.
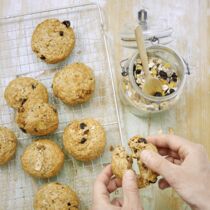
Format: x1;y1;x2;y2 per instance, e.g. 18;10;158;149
16;99;58;136
31;18;75;64
4;77;48;110
63;118;106;162
111;135;158;188
21;139;64;178
34;182;79;210
0;127;17;165
52;63;95;105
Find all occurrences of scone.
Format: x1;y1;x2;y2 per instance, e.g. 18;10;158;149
128;136;158;188
21;139;64;178
111;135;158;188
0;127;17;165
16;99;58;136
32;19;75;64
4;77;48;109
34;182;79;210
63;118;106;161
52;63;95;105
111;146;133;179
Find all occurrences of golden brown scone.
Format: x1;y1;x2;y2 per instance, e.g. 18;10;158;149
16;99;58;136
0;127;17;165
111;135;158;189
21;139;64;178
52;63;95;105
111;146;133;179
4;77;48;109
34;182;79;210
128;136;158;188
63;118;106;161
32;19;75;64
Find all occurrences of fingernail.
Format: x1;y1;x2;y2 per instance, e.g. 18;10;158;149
141;150;151;163
124;170;135;179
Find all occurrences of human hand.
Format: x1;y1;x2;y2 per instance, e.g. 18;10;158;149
140;135;210;210
92;164;143;210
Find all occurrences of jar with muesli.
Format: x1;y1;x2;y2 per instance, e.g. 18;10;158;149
119;45;188;117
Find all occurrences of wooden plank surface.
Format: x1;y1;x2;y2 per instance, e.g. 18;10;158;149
0;0;209;209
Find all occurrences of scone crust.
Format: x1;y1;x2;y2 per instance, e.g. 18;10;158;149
16;99;58;136
32;19;75;64
63;118;106;161
0;127;17;165
34;182;79;210
4;77;48;109
53;63;95;105
21;139;64;178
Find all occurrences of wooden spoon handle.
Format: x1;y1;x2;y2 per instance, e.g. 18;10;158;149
135;25;149;77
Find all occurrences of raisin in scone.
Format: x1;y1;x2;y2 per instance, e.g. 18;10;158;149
111;135;158;188
52;63;95;105
34;182;79;210
16;99;58;136
4;77;48;109
0;127;17;165
32;19;75;64
63;118;106;161
21;139;64;178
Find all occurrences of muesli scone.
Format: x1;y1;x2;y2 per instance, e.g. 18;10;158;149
4;77;48;109
34;182;79;210
0;127;17;165
16;99;58;136
32;19;75;64
21;139;64;178
52;63;95;105
63;118;106;161
111;135;158;188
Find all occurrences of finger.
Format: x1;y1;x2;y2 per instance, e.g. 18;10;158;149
111;198;123;207
93;164;113;202
122;170;143;209
158;178;170;189
158;148;180;159
141;150;177;182
147;134;193;158
107;177;122;193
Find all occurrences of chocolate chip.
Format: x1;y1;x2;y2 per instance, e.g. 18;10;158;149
109;145;114;151
159;70;167;80
40;55;46;60
134;149;138;153
67;202;71;206
20;127;27;133
84;129;89;134
21;98;27;106
52;107;57;113
154;92;162;97
171;72;177;78
172;77;177;82
32;84;36;89
80;138;87;144
138;138;147;143
62;20;71;28
59;31;64;36
170;89;175;94
136;69;141;74
80;123;87;129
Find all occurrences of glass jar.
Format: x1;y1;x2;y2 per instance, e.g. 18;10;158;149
119;45;188;117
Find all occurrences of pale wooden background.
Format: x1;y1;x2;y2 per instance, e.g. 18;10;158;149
0;0;209;209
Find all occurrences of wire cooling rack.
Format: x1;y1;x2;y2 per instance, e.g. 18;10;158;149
0;3;124;210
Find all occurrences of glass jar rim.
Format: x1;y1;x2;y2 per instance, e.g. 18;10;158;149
128;45;187;102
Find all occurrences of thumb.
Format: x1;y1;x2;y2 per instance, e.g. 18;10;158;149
141;150;176;180
122;170;142;209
